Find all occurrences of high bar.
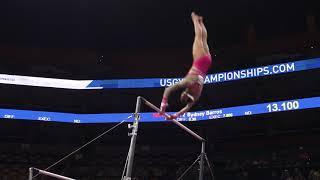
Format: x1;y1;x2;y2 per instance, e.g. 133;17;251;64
140;97;205;142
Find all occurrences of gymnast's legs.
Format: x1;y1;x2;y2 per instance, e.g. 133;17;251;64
191;12;209;61
199;15;210;55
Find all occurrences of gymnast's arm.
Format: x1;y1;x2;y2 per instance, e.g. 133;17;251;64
162;83;181;99
177;101;194;117
160;81;188;114
168;99;195;120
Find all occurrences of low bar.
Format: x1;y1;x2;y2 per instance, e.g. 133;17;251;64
141;97;205;142
31;168;76;180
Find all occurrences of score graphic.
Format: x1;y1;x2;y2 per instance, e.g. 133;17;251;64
267;101;300;112
38;116;51;121
4;114;15;119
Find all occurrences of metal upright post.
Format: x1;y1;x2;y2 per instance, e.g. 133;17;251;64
29;167;33;180
124;96;142;180
199;141;205;180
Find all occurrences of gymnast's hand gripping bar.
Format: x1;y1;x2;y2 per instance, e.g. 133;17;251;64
140;97;205;142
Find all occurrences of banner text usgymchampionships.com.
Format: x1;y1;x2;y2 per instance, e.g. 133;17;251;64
160;62;295;87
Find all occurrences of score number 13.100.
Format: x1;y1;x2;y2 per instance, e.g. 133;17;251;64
267;100;300;112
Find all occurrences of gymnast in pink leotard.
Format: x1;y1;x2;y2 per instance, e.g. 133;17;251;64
160;12;212;120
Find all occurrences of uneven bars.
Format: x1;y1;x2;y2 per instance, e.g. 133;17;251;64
31;168;76;180
140;97;205;142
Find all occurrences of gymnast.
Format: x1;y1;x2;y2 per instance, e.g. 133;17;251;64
160;12;212;120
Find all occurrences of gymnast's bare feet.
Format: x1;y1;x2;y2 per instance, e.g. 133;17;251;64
191;12;198;22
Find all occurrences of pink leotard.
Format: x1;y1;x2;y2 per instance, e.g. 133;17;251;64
188;54;212;78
